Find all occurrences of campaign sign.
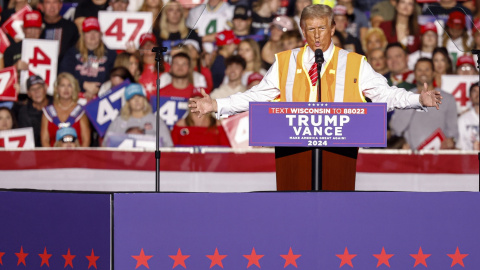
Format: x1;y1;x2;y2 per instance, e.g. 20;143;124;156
0;29;11;54
20;39;59;95
1;5;32;40
249;102;387;147
0;191;110;269
149;95;189;129
417;128;446;151
84;80;130;137
222;111;251;149
0;127;35;149
0;67;18;101
104;133;158;149
99;11;152;50
114;192;480;269
442;75;477;113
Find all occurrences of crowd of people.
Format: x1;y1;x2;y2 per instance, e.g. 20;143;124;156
0;0;478;150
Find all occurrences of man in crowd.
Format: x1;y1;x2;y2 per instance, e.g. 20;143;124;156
457;83;479;150
385;42;415;89
232;5;253;40
16;75;52;147
39;0;79;63
189;5;442;117
186;0;234;44
390;58;458;150
160;52;200;99
210;55;246;99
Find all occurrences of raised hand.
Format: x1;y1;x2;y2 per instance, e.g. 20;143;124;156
188;89;217;118
419;82;443;110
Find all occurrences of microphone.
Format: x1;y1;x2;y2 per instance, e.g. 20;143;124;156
315;49;324;65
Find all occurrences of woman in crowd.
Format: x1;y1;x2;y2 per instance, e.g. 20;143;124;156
238;38;266;86
54;127;80;148
432;47;454;89
362;28;388;57
171;108;230;147
408;23;438;70
441;11;471;62
41;73;91;147
261;16;295;69
251;0;281;41
139;0;163;23
0;107;17;131
156;0;202;51
98;66;136;96
60;17;116;101
379;0;420;53
104;83;173;147
138;33;164;98
114;52;141;82
368;48;389;76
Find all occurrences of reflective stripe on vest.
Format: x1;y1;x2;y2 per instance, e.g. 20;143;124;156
276;45;366;102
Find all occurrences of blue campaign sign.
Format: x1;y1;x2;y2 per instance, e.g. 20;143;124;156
149;95;189;129
84;80;131;137
0;191;111;269
249;102;387;147
113;192;480;269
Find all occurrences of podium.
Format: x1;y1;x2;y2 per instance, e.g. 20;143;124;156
249;102;387;192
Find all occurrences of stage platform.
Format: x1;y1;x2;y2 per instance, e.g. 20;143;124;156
0;191;479;269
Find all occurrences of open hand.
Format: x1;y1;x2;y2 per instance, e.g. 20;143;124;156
188;89;217;118
419;82;442;110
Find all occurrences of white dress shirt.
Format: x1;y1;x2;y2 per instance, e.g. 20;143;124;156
216;42;423;117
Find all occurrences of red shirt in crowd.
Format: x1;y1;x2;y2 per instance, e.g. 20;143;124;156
160;84;202;99
379;21;420;53
171;125;231;147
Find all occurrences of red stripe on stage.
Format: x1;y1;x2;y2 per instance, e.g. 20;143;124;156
0;150;477;174
357;153;479;174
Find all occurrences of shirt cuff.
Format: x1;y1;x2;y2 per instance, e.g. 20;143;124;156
410;94;428;112
215;98;230;119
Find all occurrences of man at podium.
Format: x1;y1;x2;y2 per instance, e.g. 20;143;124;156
189;4;443;191
189;4;442;116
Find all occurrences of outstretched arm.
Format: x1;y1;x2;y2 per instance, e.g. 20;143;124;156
188;89;217;118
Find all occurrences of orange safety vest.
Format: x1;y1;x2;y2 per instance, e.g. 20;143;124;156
275;45;366;103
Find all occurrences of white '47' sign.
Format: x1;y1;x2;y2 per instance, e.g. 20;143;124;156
99;11;153;50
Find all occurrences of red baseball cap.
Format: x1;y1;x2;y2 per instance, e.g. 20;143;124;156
82;17;100;32
420;22;437;34
139;33;157;47
23;10;42;28
447;11;466;29
216;30;240;46
247;72;263;86
456;55;475;68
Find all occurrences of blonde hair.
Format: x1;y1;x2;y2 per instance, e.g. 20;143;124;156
77;32;106;61
300;4;335;29
120;97;152;120
442;27;471;52
240;39;262;72
363;27;388;54
139;0;164;12
53;72;80;105
160;0;189;40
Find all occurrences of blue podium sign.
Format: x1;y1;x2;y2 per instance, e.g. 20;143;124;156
249;102;387;147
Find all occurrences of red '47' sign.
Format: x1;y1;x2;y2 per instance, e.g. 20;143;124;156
0;67;18;101
20;39;59;95
99;11;152;50
0;127;35;149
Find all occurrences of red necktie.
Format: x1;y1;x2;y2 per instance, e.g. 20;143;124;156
308;63;318;86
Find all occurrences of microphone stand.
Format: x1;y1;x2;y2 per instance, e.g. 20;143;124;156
471;49;480;192
152;46;167;192
312;52;324;191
